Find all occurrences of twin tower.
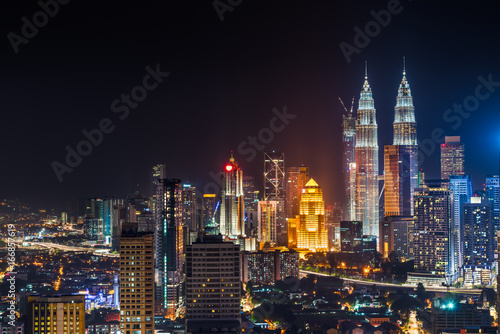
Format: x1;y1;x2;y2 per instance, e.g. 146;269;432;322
343;61;418;241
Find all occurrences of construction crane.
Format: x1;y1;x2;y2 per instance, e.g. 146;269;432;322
338;96;354;114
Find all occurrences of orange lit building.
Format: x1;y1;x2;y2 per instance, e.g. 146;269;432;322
296;178;328;251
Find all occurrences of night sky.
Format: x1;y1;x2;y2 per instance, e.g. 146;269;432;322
2;0;500;209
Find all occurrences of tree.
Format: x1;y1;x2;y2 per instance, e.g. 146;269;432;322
326;252;338;275
391;294;421;320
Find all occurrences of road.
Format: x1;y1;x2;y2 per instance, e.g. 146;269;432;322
299;270;482;294
407;311;420;334
12;240;119;257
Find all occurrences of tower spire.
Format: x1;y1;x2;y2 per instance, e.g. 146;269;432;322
364;61;368;79
403;56;406;75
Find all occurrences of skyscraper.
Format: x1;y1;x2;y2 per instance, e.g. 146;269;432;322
263;152;286;245
355;64;379;238
285;166;309;218
462;197;494;267
441;136;465;180
181;183;202;232
412;186;455;284
449;175;472;270
154;178;183;318
185;235;241;333
120;224;155;334
384;145;412;217
263;151;285;200
296;178;328;251
220;154;245;237
342;101;356;221
103;198;125;244
257;200;278;245
485;176;500;231
243;175;259;235
340;220;363;253
202;193;217;233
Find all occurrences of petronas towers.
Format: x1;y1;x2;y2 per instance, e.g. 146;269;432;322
343;60;418;243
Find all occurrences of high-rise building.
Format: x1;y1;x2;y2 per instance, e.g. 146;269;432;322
412;187;455;283
154;179;183;318
340;220;363;253
325;204;343;249
257;200;277;245
485;176;500;231
441;136;465;180
120;224;155;334
342;103;356;221
202;194;217;233
84;217;104;241
182;183;202;232
243;175;259;235
285;166;309;218
241;249;299;283
462;197;494;267
296;178;328;251
27;295;85;334
355;65;379;239
263;152;286;245
220;154;245;237
185;235;241;333
379;216;414;260
103;198;125;244
263;151;285;200
152;164;166;190
385;64;418;219
449;175;472;270
384;145;412;217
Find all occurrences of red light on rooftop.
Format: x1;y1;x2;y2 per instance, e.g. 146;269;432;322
225;164;233;172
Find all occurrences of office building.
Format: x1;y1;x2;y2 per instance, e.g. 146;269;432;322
241;249;299;283
485;176;499;231
355;65;380;239
154;178;183;318
257;200;277;245
185;235;241;334
431;301;490;334
340;220;363;253
384;145;412;217
441;136;465;180
296;178;328;251
84;218;104;241
285;166;309;218
120;224;155;334
182;183;202;233
243;175;259;234
463;197;494;267
342;101;356;221
202;194;217;233
27;295;85;334
263;152;286;245
449;175;472;271
220;154;245;237
412;187;455;284
379;216;414;260
103;198;125;244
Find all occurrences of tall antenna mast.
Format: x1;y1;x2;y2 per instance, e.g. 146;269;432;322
338;96;348;113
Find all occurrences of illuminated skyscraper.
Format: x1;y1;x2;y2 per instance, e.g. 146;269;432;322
384;145;412;217
181;183;202;232
154;178;183;318
120;224;155;334
27;295;85;334
449;175;472;271
485;176;500;231
462;197;494;267
355;64;379;238
202;193;217;233
243;175;259;234
412;186;455;284
391;62;418;215
263;152;286;245
257;200;277;244
441;136;465;180
285;166;309;218
296;178;328;251
185;235;241;333
342;101;356;221
220;154;245;237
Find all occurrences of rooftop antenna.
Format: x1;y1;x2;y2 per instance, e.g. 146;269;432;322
338;97;348;114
